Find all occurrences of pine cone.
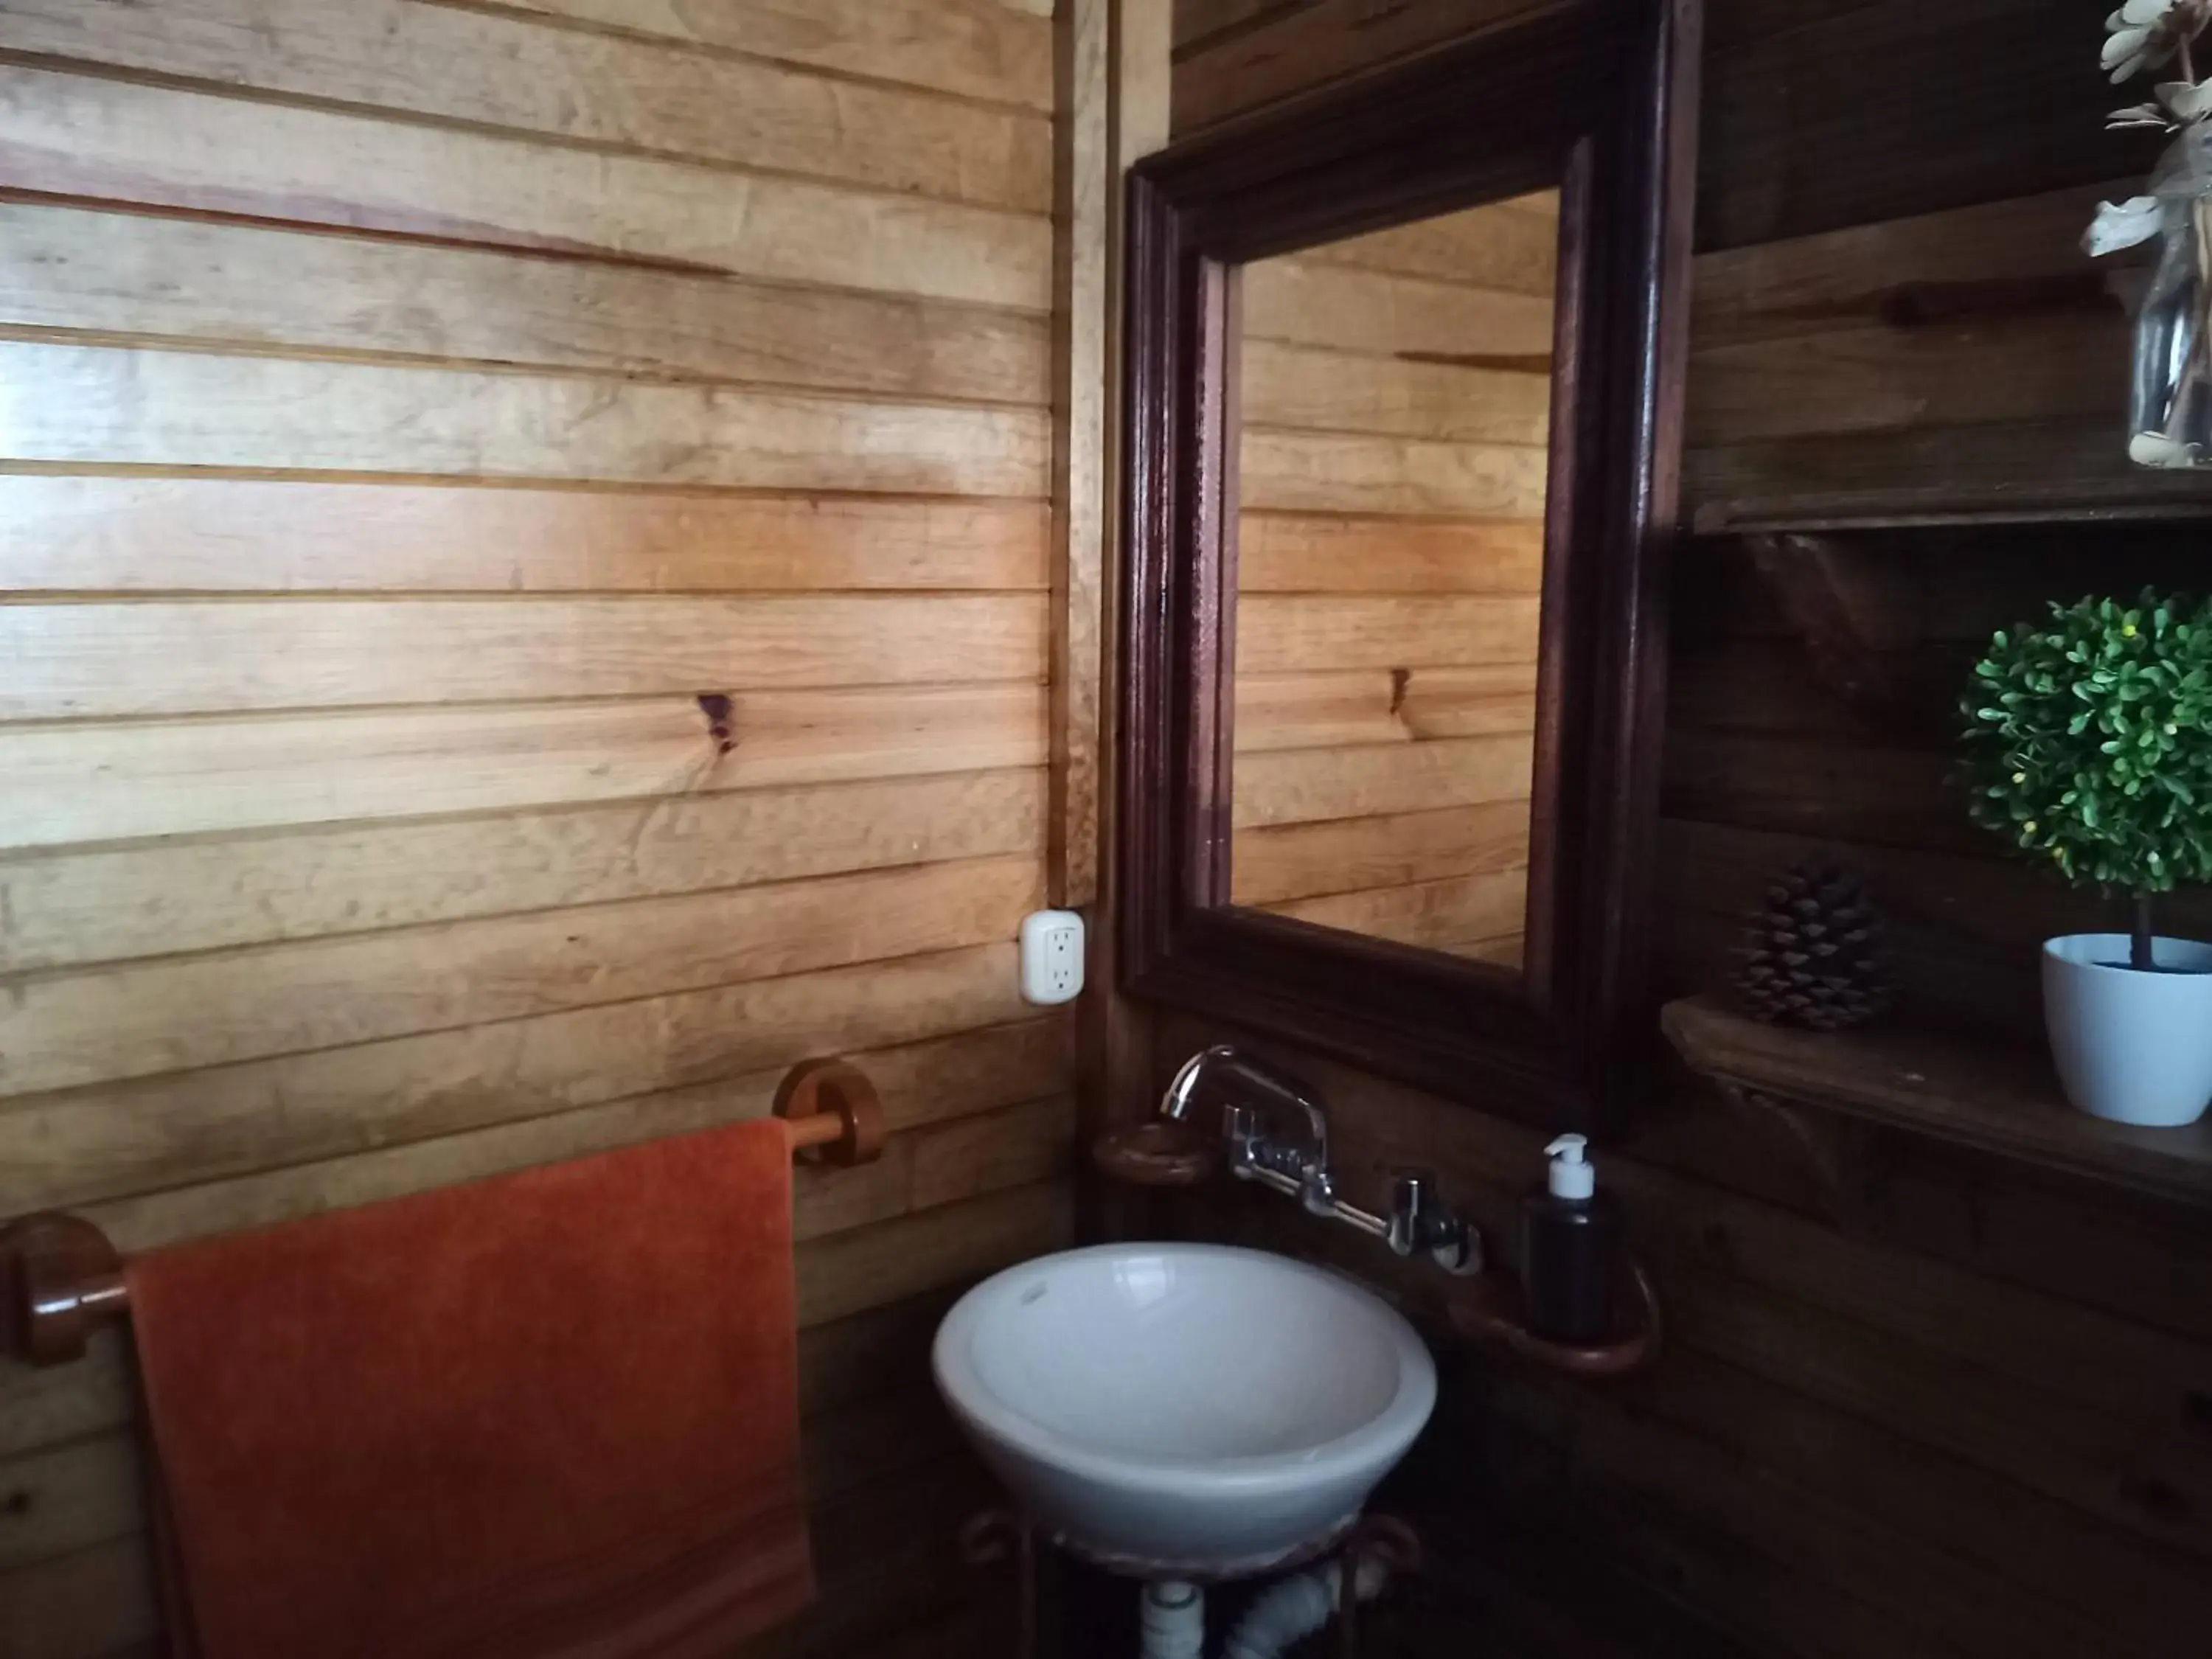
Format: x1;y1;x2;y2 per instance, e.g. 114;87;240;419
1735;862;1894;1032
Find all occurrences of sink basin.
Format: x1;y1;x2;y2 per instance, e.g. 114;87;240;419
932;1243;1436;1572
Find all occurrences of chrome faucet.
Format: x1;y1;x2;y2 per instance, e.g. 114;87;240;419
1160;1046;1481;1273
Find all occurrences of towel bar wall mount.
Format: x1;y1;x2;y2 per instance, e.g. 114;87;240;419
0;1057;888;1369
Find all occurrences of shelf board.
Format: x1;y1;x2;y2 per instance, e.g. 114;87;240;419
1692;498;2212;536
1683;415;2212;537
1660;996;2212;1208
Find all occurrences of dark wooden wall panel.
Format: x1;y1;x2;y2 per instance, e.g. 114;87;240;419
1140;1010;2212;1658
1159;1;2212;1653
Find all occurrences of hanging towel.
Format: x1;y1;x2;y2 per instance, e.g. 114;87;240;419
126;1119;813;1659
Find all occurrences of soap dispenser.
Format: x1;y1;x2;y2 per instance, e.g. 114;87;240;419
1520;1134;1620;1345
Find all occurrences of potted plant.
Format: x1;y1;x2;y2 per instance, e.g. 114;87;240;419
1962;591;2212;1126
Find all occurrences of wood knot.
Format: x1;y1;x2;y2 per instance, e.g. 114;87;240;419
695;692;735;754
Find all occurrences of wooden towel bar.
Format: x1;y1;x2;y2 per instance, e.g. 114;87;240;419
0;1057;886;1370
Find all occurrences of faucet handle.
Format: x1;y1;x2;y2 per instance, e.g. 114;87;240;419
1387;1170;1436;1256
1389;1169;1483;1273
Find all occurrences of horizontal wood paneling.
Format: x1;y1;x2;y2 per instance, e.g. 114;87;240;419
1166;10;2212;1658
1173;0;1294;50
1169;0;1556;133
1239;595;1540;674
1689;182;2124;350
0;345;1051;494
1678;179;2186;524
1693;316;2119;448
0;0;1051;212
0;769;1046;970
1683;417;2212;526
1150;1010;2212;1659
472;0;1057;113
0;595;1046;720
795;1179;1073;1329
0;690;1046;852
1231;800;1531;906
1230;206;1547;958
0;854;1045;1098
1243;261;1555;358
0;476;1050;595
0;1534;155;1659
1237;512;1545;593
1234;735;1536;828
0;205;1050;403
1630;1349;2210;1656
7;1010;1068;1310
1301;205;1559;292
0;8;1074;1656
1696;0;2160;254
0;67;1052;307
0;1457;1010;1659
1483;1372;2138;1659
0;1176;1071;1655
1236;666;1538;752
1658;815;2212;1043
0;1333;136;1464
0;1173;1069;1570
24;938;1030;1194
1240;429;1548;516
1243;341;1551;445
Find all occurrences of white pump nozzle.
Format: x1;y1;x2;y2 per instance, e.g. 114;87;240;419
1544;1133;1595;1201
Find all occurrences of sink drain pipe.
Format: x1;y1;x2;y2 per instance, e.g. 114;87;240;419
1219;1555;1388;1659
1139;1580;1204;1659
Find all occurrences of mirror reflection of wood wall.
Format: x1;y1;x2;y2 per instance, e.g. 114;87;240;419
1231;191;1557;969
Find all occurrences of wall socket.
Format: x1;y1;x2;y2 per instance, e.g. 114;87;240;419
1018;910;1086;1005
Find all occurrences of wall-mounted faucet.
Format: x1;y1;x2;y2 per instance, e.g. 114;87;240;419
1159;1046;1481;1274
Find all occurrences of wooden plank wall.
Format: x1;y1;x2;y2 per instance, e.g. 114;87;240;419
1160;3;2212;1656
0;3;1082;1655
1172;0;1558;135
1682;0;2212;524
1228;197;1555;964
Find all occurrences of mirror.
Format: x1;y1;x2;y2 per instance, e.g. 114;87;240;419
1229;190;1559;973
1116;0;1697;1127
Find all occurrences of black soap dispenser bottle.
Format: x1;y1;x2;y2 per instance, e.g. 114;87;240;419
1520;1134;1620;1345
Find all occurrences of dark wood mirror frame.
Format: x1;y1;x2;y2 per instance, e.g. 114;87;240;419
1116;0;1700;1130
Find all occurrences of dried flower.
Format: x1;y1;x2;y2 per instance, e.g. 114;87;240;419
2129;430;2207;467
2105;0;2210;83
2162;75;2212;117
2110;100;2178;128
2085;195;2167;254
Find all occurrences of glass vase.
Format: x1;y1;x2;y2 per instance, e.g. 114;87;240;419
2127;127;2212;468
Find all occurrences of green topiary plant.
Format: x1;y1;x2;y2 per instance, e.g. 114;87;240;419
1961;591;2212;970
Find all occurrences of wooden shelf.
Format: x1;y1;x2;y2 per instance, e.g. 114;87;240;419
1661;997;2212;1208
1447;1262;1662;1379
1691;497;2212;537
1683;417;2212;537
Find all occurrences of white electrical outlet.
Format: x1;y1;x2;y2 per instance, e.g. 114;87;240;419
1019;909;1086;1005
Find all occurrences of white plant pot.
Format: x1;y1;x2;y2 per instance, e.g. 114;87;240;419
2042;934;2212;1127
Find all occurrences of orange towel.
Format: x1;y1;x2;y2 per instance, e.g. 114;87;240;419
126;1121;813;1659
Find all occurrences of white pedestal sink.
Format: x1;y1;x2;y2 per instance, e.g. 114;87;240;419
932;1243;1436;1574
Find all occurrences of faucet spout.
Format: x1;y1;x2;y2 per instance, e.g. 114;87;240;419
1161;1046;1327;1155
1158;1046;1483;1277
